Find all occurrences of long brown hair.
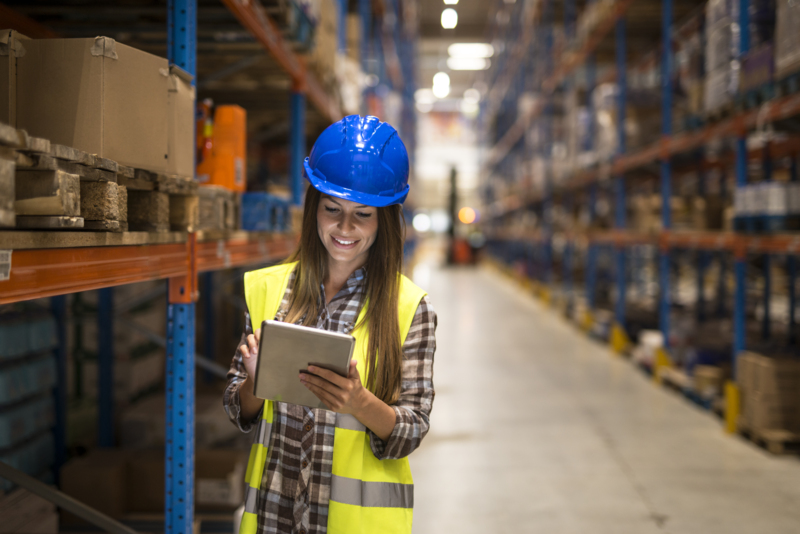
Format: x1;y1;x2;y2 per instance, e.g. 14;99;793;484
284;187;406;404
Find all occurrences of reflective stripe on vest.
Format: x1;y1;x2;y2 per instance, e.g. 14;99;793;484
240;262;426;534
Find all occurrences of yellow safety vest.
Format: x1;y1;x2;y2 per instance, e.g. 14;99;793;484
240;262;427;534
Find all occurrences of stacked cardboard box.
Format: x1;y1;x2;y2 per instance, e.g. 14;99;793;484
775;0;800;79
738;351;800;432
60;448;247;524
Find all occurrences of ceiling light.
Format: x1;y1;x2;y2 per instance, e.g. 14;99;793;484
441;8;458;29
460;100;479;116
432;71;450;88
447;57;491;70
463;88;481;103
448;43;495;58
412;213;432;232
432;84;450;99
444;0;459;4
416;101;434;113
415;88;435;104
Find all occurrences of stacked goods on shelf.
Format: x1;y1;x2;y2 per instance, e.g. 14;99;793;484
304;0;338;90
60;448;248;523
733;156;800;232
574;0;616;50
196;103;246;232
119;394;240;449
0;123;17;227
704;0;739;116
197;185;238;232
774;0;800;82
738;351;800;434
0;309;57;493
740;0;776;96
14;37;170;174
241;192;292;232
0;488;58;533
196;105;247;193
674;12;705;129
591;84;661;161
167;66;196;179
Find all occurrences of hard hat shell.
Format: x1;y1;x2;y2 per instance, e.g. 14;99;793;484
303;115;410;207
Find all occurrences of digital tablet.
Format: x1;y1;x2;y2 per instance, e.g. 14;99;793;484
253;319;355;409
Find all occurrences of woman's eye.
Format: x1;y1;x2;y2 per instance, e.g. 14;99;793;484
357;212;372;218
325;206;339;213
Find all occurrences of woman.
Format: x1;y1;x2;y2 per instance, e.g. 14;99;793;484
224;115;437;534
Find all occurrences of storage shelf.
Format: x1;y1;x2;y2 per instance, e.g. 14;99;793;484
219;0;342;122
0;233;297;305
491;229;800;256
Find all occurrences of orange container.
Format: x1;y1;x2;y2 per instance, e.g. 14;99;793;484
196;104;247;192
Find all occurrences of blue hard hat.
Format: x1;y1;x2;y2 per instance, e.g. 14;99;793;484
303;115;410;207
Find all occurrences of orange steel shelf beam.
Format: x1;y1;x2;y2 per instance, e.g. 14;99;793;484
219;0;342;122
492;229;800;255
197;234;298;272
0;234;299;305
0;243;189;305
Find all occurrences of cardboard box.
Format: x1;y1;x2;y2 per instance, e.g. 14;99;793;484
60;450;128;524
167;66;195;178
127;449;247;513
17;37;169;172
0;30;29;126
120;393;240;449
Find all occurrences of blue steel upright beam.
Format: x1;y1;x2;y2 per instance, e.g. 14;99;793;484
98;288;114;447
732;0;750;370
51;295;68;484
290;90;307;206
614;17;627;327
658;0;673;343
586;51;597;309
167;1;197;533
564;0;576;42
336;0;347;54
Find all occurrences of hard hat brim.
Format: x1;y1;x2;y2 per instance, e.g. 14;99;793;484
304;159;409;207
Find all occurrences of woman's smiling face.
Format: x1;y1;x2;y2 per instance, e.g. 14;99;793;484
317;194;379;269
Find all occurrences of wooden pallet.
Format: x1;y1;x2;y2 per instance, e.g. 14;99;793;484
738;426;800;455
119;167;198;232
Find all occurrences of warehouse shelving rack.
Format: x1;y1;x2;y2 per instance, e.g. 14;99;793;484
483;0;800;433
1;0;420;528
0;0;357;531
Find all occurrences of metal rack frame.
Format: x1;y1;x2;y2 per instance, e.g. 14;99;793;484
483;0;800;430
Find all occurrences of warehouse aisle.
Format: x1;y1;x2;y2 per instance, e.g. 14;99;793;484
409;263;800;534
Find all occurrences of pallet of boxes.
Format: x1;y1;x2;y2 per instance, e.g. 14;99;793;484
0;30;198;234
196;104;246;233
737;351;800;454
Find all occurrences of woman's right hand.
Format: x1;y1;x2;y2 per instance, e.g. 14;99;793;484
239;328;261;379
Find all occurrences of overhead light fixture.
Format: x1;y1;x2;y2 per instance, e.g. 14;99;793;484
414;88;435;104
432;84;450;99
432;72;450;88
444;0;459;4
447;57;491;70
460;100;479;116
448;43;494;58
463;88;481;103
441;8;458;29
416;101;434;113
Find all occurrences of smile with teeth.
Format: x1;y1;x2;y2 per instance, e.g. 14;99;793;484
333;236;357;246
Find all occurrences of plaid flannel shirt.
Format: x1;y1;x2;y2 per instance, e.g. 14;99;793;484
223;266;437;534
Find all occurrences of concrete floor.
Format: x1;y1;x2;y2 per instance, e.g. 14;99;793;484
409;264;800;534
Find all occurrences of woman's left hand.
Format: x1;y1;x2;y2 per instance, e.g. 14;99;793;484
300;360;366;415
